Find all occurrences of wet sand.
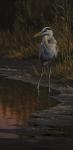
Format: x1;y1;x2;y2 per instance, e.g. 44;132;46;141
0;58;73;150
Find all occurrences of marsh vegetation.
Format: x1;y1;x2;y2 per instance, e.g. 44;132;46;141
0;0;73;80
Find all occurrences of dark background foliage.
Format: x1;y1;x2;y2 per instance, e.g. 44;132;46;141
0;0;73;31
0;0;16;30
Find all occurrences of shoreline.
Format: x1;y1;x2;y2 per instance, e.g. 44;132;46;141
0;59;73;149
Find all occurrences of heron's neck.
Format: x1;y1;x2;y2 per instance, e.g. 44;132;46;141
42;36;50;45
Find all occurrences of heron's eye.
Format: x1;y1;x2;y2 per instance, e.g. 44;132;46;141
43;29;47;32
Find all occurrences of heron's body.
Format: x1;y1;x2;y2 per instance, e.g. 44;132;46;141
39;35;57;63
34;27;58;95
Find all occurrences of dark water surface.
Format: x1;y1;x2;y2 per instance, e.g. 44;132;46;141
0;77;59;139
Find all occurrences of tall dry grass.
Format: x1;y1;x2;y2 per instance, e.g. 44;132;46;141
0;27;73;81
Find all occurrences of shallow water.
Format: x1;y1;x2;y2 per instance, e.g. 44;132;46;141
0;76;59;139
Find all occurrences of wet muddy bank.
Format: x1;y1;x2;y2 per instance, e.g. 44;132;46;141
0;59;73;149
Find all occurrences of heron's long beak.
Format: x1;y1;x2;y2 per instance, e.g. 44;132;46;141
33;31;41;38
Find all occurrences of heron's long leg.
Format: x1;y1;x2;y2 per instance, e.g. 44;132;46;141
37;66;44;95
48;66;51;94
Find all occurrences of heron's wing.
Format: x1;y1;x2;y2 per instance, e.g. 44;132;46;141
39;43;53;60
43;36;58;58
39;40;57;60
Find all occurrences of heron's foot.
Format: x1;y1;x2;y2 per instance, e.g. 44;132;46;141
48;87;51;95
37;84;40;96
37;83;39;90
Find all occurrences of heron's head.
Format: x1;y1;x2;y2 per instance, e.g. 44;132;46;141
34;27;53;39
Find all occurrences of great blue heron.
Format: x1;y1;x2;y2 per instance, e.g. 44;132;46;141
34;27;58;95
